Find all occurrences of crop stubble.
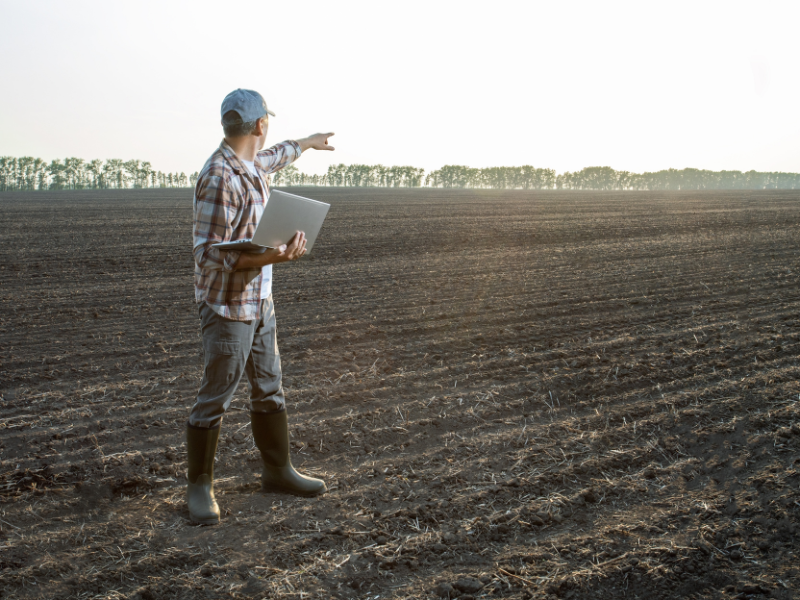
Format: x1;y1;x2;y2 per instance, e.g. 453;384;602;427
1;188;799;599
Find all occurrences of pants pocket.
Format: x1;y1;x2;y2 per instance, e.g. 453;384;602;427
213;340;240;356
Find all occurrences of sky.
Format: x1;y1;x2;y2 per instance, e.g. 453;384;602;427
1;0;798;176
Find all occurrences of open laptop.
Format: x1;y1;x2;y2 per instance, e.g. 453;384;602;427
212;189;330;254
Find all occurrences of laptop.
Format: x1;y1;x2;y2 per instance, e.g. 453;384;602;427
212;189;330;254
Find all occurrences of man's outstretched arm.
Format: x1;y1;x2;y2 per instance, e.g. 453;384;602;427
256;134;334;174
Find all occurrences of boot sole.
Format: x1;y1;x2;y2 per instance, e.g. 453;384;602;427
261;483;327;497
189;513;220;525
189;518;219;525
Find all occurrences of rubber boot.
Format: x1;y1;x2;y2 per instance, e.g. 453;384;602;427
251;409;327;497
186;422;221;525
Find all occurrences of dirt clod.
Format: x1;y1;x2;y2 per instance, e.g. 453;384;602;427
434;582;455;598
453;576;484;594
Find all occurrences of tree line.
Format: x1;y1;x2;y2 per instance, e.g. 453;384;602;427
275;163;800;190
0;156;194;191
553;166;800;191
272;164;426;188
2;155;799;192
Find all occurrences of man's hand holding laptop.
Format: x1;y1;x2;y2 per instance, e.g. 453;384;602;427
233;231;307;271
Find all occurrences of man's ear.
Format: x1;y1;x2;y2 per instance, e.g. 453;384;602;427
253;118;265;137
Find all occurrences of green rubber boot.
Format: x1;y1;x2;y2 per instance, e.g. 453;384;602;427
186;423;221;525
251;409;327;497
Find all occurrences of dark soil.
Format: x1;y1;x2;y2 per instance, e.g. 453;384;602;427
1;188;799;600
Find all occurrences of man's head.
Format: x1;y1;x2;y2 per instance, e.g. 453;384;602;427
221;89;275;140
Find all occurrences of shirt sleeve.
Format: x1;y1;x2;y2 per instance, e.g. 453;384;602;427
255;140;302;174
192;174;241;272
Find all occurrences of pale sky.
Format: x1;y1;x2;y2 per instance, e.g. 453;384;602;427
1;0;798;176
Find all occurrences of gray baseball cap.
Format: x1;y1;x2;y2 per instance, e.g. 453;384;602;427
220;88;276;123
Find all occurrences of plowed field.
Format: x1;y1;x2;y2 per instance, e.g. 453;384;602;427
1;188;799;600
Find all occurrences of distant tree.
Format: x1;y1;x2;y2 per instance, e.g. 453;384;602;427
273;164;300;186
63;157;86;189
122;160;140;188
325;164;345;187
405;166;425;187
0;157;12;190
103;159;124;189
139;162;153;188
48;159;67;190
16;157;38;190
86;159;104;189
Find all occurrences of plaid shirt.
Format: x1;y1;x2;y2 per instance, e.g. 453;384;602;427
193;139;302;321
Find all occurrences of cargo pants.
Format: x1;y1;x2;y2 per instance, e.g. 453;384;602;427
188;296;284;428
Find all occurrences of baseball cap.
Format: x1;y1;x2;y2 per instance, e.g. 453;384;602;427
220;88;276;123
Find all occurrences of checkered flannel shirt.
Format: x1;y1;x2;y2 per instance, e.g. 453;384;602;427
193;139;302;321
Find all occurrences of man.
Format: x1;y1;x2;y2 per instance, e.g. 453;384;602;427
188;88;334;525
